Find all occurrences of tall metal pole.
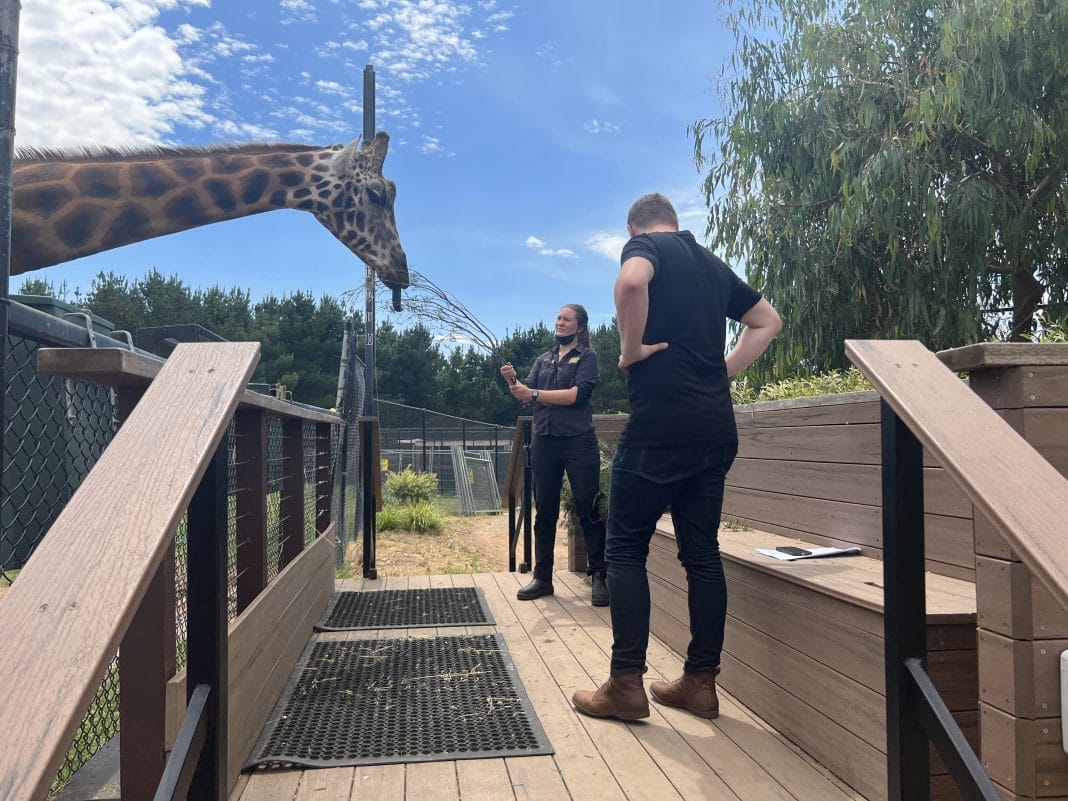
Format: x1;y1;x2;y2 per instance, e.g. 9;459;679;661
362;64;376;416
0;1;21;553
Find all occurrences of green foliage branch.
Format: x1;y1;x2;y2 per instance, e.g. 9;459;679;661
695;0;1068;382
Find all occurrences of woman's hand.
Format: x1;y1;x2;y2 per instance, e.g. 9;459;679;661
509;381;534;403
500;362;517;385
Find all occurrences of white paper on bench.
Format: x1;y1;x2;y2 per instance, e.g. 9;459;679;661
755;546;863;561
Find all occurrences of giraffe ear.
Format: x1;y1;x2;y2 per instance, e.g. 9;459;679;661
357;132;389;174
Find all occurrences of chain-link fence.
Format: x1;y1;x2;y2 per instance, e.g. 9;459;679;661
0;301;364;794
376;400;513;510
332;320;365;567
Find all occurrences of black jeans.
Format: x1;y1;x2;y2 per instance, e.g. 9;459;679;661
605;442;737;675
530;431;606;581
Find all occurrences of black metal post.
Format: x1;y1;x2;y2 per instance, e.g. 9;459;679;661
361;418;377;579
520;419;532;573
0;1;21;559
184;443;229;800
881;400;929;801
362;64;376;417
421;410;427;473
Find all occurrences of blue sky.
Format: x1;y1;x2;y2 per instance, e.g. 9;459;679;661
16;0;734;342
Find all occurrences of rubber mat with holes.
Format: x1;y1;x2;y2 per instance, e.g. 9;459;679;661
244;633;553;769
314;587;495;631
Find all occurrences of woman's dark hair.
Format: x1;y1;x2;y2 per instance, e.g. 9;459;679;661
563;303;590;347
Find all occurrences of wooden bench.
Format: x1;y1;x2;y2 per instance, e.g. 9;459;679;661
648;518;976;801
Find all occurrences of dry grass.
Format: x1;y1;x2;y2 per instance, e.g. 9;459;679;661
346;513;571;577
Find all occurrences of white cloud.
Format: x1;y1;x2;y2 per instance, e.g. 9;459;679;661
215;119;279;140
584;118;621;135
280;0;317;22
525;236;578;259
586;232;627;261
316;79;350;97
16;0;213;148
419;135;453;156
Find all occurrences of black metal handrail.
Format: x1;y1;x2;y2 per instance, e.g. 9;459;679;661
360;416;379;579
881;403;1000;801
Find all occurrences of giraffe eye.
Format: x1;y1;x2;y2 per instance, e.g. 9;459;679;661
367;188;387;207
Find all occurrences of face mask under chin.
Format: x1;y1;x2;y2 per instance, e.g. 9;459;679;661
555;333;576;345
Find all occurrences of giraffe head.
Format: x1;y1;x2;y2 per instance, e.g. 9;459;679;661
312;132;409;309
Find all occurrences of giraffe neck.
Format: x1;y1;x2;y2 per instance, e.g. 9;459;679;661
12;144;337;274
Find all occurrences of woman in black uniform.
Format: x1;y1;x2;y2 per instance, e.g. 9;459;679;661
500;303;607;606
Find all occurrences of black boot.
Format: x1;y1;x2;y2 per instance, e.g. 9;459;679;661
591;573;609;607
517;577;554;601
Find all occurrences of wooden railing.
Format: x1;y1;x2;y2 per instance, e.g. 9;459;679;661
0;343;342;801
845;339;1068;801
501;416;532;573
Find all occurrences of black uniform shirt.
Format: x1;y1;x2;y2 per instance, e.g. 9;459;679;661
524;342;600;436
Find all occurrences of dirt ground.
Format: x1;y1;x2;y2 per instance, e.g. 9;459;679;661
349;512;571;576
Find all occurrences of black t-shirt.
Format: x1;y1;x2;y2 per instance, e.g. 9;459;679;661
618;230;761;448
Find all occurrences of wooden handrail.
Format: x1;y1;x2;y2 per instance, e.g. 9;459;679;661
37;347;340;423
500;415;531;507
0;342;260;801
845;339;1068;611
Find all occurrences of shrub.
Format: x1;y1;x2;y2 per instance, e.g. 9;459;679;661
377;500;445;534
731;367;872;404
383;467;438;505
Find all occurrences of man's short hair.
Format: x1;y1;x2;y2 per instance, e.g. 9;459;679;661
627;193;679;230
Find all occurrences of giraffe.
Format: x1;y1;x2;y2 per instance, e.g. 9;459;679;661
12;131;409;309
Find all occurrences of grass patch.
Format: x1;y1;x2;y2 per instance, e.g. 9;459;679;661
377;500;446;534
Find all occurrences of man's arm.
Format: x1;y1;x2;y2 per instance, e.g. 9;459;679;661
615;256;668;370
724;298;782;377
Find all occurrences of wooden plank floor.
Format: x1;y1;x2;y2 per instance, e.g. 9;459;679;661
232;570;867;801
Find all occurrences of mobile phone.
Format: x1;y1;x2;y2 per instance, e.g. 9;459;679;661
776;546;811;556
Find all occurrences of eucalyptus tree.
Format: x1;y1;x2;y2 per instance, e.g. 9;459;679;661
695;0;1068;380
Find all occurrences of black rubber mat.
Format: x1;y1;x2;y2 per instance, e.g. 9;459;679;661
245;634;553;769
315;587;495;631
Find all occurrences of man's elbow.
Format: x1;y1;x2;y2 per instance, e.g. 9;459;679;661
768;309;783;337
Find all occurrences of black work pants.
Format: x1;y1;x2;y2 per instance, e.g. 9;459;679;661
530;431;606;581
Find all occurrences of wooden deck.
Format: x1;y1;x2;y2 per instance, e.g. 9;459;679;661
231;570;867;801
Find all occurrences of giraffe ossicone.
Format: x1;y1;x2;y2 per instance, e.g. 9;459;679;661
13;131;409;309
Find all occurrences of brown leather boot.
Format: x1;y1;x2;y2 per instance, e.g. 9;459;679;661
572;672;649;720
649;668;720;719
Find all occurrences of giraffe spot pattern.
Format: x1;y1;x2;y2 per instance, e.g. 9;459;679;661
164;189;210;226
214;155;253;175
206;178;237;212
169;159;206;182
296;154;315;167
356;211;365;230
18;185;73;216
56;205;105;249
293;188;312;199
241;170;270;204
297;199;316;211
263;153;296;169
104;203;152;245
73;167;122;200
278;170;303;187
131;165;179;199
269;189;288;207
